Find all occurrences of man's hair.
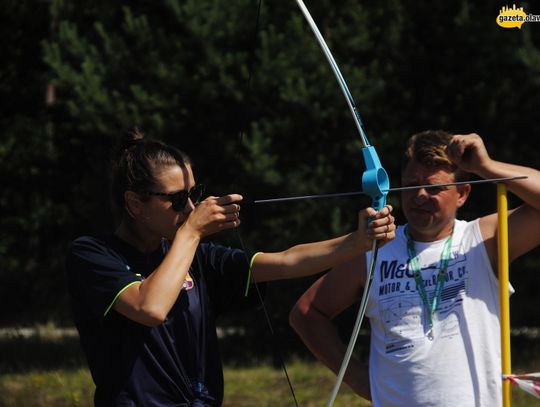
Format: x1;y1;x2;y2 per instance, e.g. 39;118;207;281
402;129;470;182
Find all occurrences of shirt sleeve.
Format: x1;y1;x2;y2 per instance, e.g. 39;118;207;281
199;243;265;315
66;236;142;323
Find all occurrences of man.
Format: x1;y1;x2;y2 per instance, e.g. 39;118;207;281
289;131;540;406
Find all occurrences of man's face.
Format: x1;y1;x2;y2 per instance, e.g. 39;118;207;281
401;160;468;240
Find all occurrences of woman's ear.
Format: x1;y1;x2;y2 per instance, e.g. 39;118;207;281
124;190;142;219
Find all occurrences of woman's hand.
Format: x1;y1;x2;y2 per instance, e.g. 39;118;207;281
358;204;396;251
182;194;242;238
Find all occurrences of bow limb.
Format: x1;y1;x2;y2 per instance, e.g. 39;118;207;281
294;1;389;406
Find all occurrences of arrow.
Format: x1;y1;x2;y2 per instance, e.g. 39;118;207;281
251;176;528;204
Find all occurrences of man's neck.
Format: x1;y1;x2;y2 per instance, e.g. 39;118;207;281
407;221;455;242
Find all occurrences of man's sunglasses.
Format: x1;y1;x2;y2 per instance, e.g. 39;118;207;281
144;184;205;211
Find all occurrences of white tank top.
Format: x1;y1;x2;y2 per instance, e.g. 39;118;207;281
365;219;511;407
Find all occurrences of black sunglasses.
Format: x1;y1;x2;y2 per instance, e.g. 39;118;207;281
144;184;205;211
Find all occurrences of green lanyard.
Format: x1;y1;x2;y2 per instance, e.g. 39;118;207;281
405;225;454;339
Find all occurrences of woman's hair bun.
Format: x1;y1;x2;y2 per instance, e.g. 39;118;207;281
119;126;145;151
126;126;145;141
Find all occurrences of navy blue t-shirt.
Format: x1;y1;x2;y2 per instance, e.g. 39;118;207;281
66;235;261;406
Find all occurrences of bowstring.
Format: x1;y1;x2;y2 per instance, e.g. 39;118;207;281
234;1;299;405
234;228;299;407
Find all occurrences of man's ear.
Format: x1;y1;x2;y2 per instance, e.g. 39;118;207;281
456;183;471;208
124;190;142;218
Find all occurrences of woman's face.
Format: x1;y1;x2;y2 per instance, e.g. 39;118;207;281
140;164;197;241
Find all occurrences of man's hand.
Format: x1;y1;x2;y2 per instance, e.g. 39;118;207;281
447;133;492;174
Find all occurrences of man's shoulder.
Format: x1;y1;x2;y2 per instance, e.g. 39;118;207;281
455;218;481;237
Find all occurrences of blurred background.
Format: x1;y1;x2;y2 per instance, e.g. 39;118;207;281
1;1;539;405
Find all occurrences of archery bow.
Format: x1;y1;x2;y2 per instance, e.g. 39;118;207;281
294;1;389;406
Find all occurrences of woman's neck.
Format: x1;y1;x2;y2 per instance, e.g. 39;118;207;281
115;219;161;253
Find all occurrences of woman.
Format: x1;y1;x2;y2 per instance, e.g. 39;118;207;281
66;128;395;406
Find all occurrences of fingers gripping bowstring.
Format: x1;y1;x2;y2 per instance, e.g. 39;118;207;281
294;1;389;406
234;1;300;406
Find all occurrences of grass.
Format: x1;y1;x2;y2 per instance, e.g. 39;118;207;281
225;361;540;406
222;360;371;407
0;331;539;406
1;361;539;406
0;368;93;407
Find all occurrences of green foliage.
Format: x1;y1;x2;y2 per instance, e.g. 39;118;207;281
0;0;70;323
0;0;539;332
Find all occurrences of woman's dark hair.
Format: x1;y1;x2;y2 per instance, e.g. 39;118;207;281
110;127;191;216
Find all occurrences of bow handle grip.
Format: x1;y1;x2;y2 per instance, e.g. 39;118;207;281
361;146;390;212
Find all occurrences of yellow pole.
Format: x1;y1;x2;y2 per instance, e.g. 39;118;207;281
497;183;512;407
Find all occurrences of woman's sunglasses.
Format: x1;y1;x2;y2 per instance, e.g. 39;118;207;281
144;184;205;212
